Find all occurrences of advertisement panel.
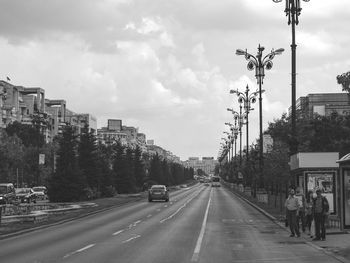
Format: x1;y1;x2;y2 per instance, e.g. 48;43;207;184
305;171;335;214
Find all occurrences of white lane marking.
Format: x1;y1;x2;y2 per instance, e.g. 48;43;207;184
63;244;95;259
156;208;161;211
147;214;152;218
128;220;142;229
113;230;124;236
191;189;212;262
164;205;168;207
160;188;204;223
122;234;141;243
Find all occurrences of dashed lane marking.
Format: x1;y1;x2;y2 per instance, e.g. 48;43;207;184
63;244;95;259
112;230;124;236
122;234;141;243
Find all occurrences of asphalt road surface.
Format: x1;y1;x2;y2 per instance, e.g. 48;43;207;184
0;184;343;263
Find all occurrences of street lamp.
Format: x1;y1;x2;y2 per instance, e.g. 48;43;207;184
236;45;283;188
272;0;310;155
227;108;244;166
230;85;258;162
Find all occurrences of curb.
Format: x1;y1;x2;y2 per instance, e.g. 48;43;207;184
224;184;350;263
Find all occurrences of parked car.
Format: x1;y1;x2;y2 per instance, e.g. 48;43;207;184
148;185;169;202
15;188;37;203
32;186;48;200
0;183;16;204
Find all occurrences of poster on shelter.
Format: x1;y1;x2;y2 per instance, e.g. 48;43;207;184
306;172;334;213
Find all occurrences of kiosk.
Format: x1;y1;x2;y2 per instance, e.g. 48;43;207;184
290;152;339;215
337;153;350;230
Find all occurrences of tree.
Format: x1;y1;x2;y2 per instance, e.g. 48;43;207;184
96;143;115;197
78;125;99;192
49;125;85;202
0;130;24;183
337;71;350;92
134;145;146;190
149;154;162;184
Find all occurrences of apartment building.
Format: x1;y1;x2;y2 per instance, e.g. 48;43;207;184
0;80;96;141
291;93;350;119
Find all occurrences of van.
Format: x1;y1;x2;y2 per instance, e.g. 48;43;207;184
0;183;16;204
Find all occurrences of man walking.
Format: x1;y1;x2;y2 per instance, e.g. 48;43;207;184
313;189;329;241
285;188;300;237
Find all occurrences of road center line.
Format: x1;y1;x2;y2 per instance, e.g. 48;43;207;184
122;234;141;243
160;188;204;223
113;230;124;236
191;189;212;262
63;244;95;259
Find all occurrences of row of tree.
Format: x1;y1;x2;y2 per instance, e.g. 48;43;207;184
0;122;194;202
218;111;350;194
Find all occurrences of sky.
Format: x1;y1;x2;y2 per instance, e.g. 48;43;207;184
0;0;349;161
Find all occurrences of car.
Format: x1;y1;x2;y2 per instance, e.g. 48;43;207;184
148;185;169;202
0;183;16;204
15;188;37;203
211;176;221;187
32;186;48;200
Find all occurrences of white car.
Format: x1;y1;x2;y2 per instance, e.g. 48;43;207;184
32;186;48;200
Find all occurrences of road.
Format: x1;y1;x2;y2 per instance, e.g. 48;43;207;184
0;184;344;263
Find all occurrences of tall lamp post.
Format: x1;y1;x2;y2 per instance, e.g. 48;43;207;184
227;108;243;166
230;85;258;162
236;46;284;188
272;0;310;155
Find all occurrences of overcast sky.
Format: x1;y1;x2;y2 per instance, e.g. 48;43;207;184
0;0;349;161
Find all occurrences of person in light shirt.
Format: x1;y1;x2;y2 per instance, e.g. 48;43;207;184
285;188;300;237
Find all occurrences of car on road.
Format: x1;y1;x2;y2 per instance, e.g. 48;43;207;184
32;186;48;200
0;183;16;204
148;185;169;202
211;176;221;187
15;188;37;203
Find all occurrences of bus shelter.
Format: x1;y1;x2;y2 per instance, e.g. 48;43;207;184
290;152;339;215
337;153;350;230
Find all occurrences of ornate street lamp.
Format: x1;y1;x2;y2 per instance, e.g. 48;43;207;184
230;85;258;162
272;0;310;155
227;108;244;166
236;46;283;188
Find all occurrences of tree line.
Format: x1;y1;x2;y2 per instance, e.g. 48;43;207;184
218;111;350;193
0;122;194;202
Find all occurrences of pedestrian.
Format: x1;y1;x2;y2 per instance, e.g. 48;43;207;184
312;189;329;241
285;188;300;237
304;190;314;236
295;187;306;233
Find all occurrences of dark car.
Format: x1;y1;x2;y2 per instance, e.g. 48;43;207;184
15;188;37;203
0;183;16;204
148;185;169;202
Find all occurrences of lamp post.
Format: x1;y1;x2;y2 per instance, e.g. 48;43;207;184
227;108;243;166
272;0;309;155
221;138;230;162
236;45;284;188
230;85;258;162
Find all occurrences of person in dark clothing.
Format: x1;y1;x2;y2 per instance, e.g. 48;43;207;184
312;189;329;241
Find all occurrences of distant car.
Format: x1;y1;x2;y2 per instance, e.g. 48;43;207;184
0;183;16;204
211;176;221;187
32;186;47;200
148;185;169;202
15;188;37;203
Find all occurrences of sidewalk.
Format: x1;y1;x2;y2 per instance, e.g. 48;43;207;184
224;183;350;262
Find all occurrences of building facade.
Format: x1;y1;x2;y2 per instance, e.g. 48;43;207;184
292;93;350;119
184;157;218;175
